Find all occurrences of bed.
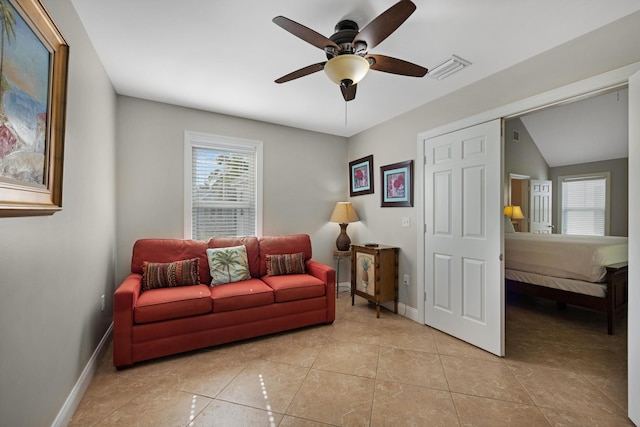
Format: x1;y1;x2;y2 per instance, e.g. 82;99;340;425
504;232;628;334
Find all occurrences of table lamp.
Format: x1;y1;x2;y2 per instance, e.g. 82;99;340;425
329;202;359;251
504;205;525;230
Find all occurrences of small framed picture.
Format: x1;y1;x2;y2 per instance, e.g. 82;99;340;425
381;160;413;207
349;155;374;197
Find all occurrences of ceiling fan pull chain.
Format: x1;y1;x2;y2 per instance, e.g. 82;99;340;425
345;100;348;127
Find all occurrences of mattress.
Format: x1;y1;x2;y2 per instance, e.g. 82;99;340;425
504;233;628;282
505;269;606;298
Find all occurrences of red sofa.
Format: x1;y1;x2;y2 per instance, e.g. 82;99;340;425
113;234;335;368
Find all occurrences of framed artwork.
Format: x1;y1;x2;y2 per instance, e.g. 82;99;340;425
354;251;375;296
349;154;373;197
0;0;69;216
380;160;413;207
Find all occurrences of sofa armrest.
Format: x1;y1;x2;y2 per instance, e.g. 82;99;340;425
306;260;336;323
113;273;142;368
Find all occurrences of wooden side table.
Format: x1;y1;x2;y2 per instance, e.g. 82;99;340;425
333;250;351;297
350;244;399;318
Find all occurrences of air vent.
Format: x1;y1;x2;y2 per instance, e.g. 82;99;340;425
428;55;471;80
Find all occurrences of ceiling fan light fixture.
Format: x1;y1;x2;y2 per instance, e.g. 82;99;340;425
324;55;370;86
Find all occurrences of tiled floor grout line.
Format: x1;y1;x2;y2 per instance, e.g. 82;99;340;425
71;296;630;426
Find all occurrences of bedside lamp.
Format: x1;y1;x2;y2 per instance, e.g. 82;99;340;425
330;202;359;251
504;205;525;231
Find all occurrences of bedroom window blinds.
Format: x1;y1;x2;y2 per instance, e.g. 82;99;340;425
184;131;263;240
560;174;608;236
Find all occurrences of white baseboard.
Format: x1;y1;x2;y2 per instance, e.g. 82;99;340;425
52;323;113;427
382;301;421;323
344;287;421;324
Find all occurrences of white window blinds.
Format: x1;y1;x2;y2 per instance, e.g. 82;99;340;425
184;132;262;240
561;175;607;236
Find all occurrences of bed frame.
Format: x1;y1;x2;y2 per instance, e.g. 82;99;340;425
505;262;628;335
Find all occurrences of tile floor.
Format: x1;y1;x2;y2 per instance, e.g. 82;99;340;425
70;291;630;426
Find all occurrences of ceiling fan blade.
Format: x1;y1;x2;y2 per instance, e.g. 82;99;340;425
341;84;357;101
366;54;427;77
353;0;416;50
273;16;340;51
275;62;326;84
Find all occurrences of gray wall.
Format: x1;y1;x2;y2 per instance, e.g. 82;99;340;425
116;96;348;283
504;118;550;182
0;0;117;425
549;158;628;236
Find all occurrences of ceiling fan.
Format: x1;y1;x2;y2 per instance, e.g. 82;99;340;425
273;0;428;102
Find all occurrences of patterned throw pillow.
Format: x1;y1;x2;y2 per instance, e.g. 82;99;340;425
206;245;251;286
141;258;200;291
266;252;306;276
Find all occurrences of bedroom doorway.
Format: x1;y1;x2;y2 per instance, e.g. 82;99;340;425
502;84;632;417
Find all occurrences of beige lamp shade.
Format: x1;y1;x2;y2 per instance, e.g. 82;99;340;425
330;202;360;224
504;205;524;220
330;202;359;251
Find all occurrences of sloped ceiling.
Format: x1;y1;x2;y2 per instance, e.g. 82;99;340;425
520;88;628;167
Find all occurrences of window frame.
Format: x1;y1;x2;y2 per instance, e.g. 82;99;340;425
557;171;611;236
183;130;263;240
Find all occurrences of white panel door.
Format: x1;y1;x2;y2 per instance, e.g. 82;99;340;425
424;119;504;356
529;179;553;234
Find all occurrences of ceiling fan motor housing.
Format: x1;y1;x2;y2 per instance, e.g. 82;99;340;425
326;20;364;58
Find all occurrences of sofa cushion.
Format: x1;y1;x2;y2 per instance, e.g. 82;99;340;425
258;234;312;277
142;258;200;291
210;278;274;312
208;236;261;278
265;252;306;276
206;245;251;286
132;239;210;285
262;274;326;303
134;284;212;323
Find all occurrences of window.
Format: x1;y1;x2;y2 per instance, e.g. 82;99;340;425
184;131;263;240
559;172;610;236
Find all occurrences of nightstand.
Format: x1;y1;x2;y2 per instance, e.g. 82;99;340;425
350;244;399;318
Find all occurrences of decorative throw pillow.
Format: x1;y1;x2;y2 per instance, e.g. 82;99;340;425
206;245;251;286
141;258;200;291
266;252;306;276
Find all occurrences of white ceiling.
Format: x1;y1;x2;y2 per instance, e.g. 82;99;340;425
70;0;640;138
519;89;629;168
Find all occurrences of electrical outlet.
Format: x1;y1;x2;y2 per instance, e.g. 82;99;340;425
403;274;409;286
101;295;105;312
401;217;411;227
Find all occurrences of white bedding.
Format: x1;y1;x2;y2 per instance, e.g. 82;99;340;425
504;233;628;282
505;269;606;297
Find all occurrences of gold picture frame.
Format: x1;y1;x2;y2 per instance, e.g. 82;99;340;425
0;0;68;216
